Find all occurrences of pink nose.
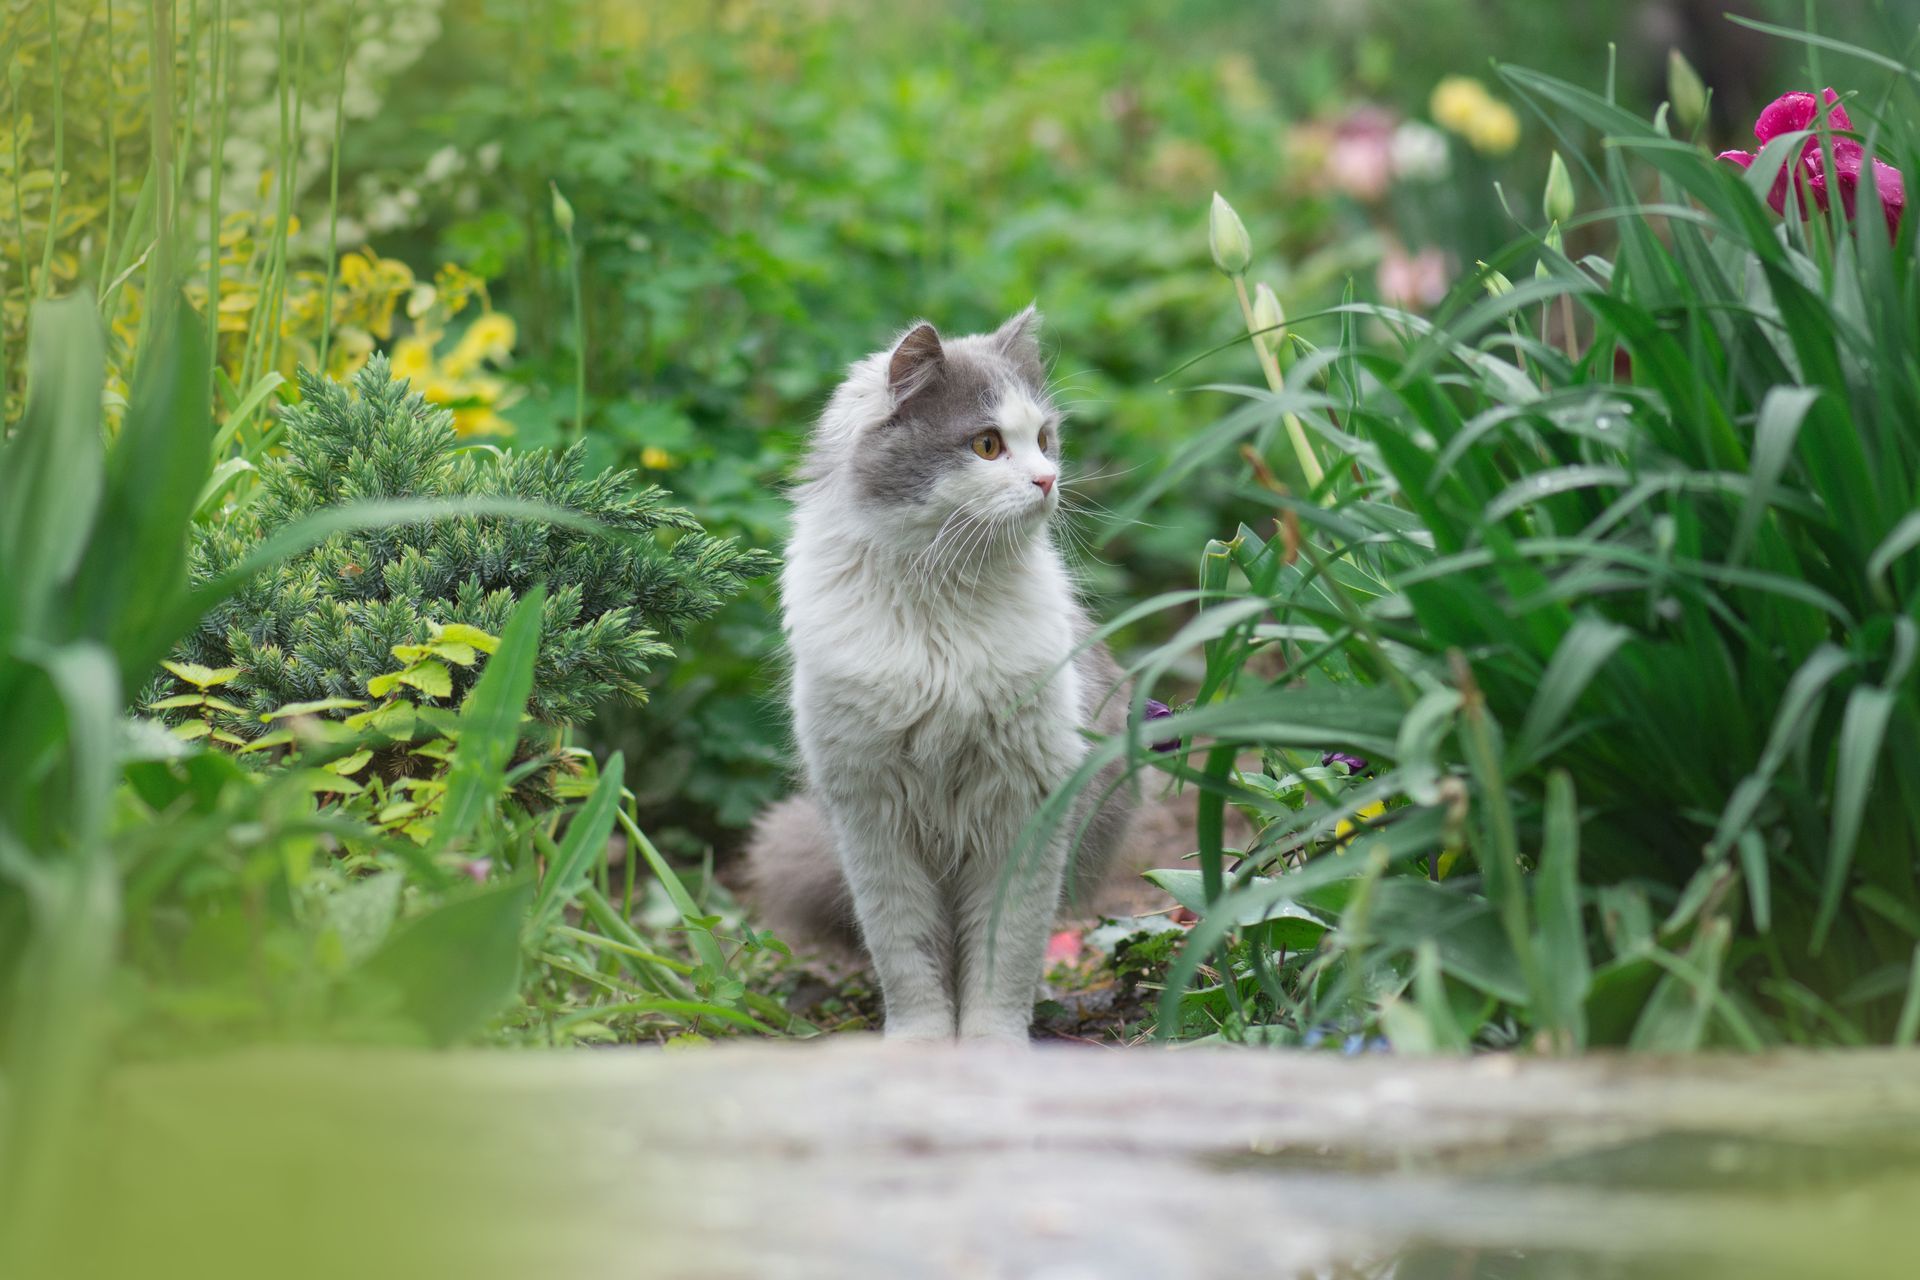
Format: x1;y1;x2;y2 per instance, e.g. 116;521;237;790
1033;474;1055;496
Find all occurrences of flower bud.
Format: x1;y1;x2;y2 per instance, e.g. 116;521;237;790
1543;151;1575;226
1250;281;1285;356
1477;261;1515;297
549;181;575;236
1208;191;1252;276
1668;48;1708;134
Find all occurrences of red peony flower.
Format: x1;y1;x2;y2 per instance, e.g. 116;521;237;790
1719;88;1904;237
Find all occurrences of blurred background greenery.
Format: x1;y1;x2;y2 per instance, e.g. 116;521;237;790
130;0;1883;848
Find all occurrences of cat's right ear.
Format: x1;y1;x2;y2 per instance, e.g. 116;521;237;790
887;322;945;407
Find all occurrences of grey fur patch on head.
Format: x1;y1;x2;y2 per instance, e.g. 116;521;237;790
852;310;1055;509
887;322;945;404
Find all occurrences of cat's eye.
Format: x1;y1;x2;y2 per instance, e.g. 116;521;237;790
969;430;1005;460
1037;427;1050;452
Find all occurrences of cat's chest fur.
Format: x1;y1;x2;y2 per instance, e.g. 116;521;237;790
784;534;1082;774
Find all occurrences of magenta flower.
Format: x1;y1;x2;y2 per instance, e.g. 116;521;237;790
1719;88;1905;237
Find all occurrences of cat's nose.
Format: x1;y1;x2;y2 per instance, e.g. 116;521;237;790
1033;474;1055;496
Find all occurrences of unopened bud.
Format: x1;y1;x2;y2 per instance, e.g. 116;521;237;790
1250;281;1285;354
1208;191;1252;276
1668;48;1708;134
1543;152;1575;226
549;181;575;236
1477;262;1514;297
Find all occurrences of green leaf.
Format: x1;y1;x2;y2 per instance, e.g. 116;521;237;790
436;586;545;851
0;294;106;637
358;879;537;1045
368;659;452;701
264;697;368;720
431;622;500;654
1532;770;1589;1049
529;752;625;935
1512;617;1629;768
1813;684;1897;952
161;660;241;690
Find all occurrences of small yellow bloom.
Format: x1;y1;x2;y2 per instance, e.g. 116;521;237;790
390;336;434;382
451;406;511;437
640;446;675;470
1333;799;1388;844
1430;76;1520;156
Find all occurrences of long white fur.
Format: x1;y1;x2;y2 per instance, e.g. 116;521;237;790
783;329;1080;1042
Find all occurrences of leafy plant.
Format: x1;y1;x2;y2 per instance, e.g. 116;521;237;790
163;355;775;732
1053;33;1920;1051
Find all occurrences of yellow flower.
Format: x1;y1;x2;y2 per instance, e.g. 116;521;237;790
640;446;675;470
390;336;435;382
446;311;516;376
1333;799;1388;845
1430;76;1520;156
1466;101;1520;155
451;406;511;437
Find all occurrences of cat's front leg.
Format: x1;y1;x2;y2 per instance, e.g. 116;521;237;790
827;804;956;1041
953;831;1070;1044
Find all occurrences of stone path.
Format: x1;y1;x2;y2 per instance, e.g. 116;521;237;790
88;1042;1920;1280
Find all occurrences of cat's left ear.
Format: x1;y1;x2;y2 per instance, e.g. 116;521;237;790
991;304;1045;385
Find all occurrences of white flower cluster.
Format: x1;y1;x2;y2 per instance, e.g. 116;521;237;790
193;0;445;244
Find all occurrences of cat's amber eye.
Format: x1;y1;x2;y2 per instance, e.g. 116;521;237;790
969;430;1005;460
1037;427;1050;452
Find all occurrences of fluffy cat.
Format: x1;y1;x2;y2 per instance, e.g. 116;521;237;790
745;308;1136;1042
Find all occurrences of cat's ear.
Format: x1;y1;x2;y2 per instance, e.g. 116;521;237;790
887;322;945;405
991;304;1045;383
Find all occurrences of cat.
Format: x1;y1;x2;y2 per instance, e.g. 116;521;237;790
744;307;1137;1043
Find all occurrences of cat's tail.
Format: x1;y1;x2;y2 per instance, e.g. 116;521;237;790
739;793;865;955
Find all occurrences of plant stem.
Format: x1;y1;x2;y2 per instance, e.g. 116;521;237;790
38;0;63;300
567;230;585;438
318;0;356;375
148;0;176;307
204;0;226;402
102;0;118;287
1233;273;1323;490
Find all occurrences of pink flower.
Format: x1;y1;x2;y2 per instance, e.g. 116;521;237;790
1377;244;1451;310
1719;88;1904;237
1326;106;1398;203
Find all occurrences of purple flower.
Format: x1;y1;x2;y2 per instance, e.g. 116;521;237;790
1719;88;1905;238
1321;751;1370;775
1143;699;1180;754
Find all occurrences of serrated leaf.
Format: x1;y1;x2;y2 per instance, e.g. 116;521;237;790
326;749;374;776
431;622;500;654
266;696;368;720
162;660;242;689
146;693;208;711
171;719;212;741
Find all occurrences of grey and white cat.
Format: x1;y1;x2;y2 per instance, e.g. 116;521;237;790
745;308;1136;1043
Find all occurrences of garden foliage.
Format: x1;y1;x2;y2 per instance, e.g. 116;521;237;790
166;355;775;731
1064;33;1920;1050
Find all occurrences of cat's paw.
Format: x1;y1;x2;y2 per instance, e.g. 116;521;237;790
957;1024;1035;1048
881;1018;956;1043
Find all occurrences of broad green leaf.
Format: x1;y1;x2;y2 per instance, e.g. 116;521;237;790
1532;770;1589;1049
0;294;106;637
529;752;625;934
1814;684;1897;952
358;878;537;1045
161;660;241;690
436;586;545;851
430;623;500;654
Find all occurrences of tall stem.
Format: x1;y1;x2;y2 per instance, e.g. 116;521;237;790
318;0;357;375
38;0;64;300
1233;274;1323;490
148;0;176;307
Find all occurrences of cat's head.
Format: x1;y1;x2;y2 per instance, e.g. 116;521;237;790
806;307;1063;549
